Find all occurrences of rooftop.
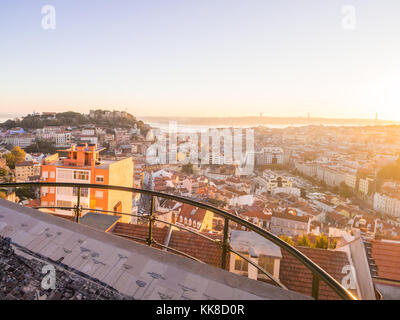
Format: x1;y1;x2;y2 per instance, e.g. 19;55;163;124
0;199;309;300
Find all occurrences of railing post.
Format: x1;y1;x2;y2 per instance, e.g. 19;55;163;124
312;273;320;300
146;195;155;247
75;187;81;224
221;217;229;270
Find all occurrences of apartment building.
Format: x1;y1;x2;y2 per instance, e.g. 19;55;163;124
37;127;72;147
2;133;35;148
270;209;311;236
15;161;41;182
374;192;400;218
40;143;133;223
345;173;357;189
255;147;284;166
262;170;293;194
358;177;373;195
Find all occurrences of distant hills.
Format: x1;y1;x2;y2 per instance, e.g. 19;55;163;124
138;116;399;127
0;110;151;134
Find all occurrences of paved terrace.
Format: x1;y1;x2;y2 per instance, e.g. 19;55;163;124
0;199;310;300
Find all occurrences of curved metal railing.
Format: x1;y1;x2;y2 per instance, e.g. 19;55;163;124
0;182;357;300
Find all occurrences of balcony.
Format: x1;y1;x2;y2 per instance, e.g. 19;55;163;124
0;182;357;300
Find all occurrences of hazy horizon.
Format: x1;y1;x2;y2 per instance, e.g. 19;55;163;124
1;1;400;120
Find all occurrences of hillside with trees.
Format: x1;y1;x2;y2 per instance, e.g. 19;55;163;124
0;110;151;135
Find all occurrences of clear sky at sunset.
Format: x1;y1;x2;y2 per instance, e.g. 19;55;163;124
1;0;400;120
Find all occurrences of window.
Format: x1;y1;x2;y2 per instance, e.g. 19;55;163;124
73;187;88;197
41;201;48;206
42;171;48;179
96;175;104;183
58;169;73;179
73;170;89;180
49;187;55;194
234;255;248;272
258;256;275;276
41;186;48;194
95;191;103;199
56;200;72;207
50;171;55;179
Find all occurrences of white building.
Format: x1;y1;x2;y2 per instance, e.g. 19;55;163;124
270;210;311;236
374;192;400;218
255;147;284;166
2;134;35;148
229;230;282;281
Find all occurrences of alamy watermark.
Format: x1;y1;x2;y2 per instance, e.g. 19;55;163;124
341;5;356;30
146;121;255;174
341;264;357;290
41;5;56;30
41;264;56;290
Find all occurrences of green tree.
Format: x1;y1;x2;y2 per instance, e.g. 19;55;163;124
297;234;312;247
339;181;354;199
25;140;57;154
15;187;35;201
182;163;194;174
4;152;16;169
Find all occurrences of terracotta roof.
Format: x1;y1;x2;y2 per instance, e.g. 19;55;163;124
112;223;168;250
280;247;353;300
15;161;36;167
368;240;400;281
167;230;223;268
272;211;310;223
240;210;270;220
177;204;207;228
111;223;224;268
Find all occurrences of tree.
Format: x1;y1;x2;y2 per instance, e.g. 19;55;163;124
339;181;354;199
25;140;57;154
315;233;329;249
4;153;16;169
182;163;194;174
279;235;294;246
11;146;26;164
15;187;35;201
3;146;26;169
297;234;312;247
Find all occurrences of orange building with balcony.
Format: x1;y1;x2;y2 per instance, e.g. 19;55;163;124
40;143;133;223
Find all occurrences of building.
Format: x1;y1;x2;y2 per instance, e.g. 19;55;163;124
40;143;133;223
358;177;373;195
345;173;357;189
261;170;293;194
2;133;35;148
15;161;41;182
374;192;400;218
0;199;308;300
255;147;284;166
230;230;282;281
176;203;215;233
270;209;311;236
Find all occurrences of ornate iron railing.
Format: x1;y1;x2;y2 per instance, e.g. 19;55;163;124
0;182;357;300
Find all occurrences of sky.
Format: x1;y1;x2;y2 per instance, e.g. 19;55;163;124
1;0;400;120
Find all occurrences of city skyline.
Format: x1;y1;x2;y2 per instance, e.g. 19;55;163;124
1;1;400;120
